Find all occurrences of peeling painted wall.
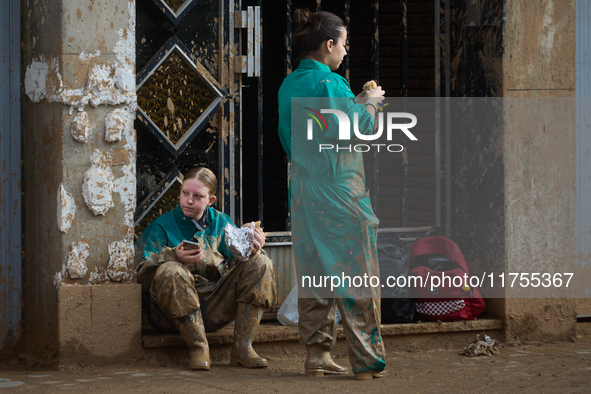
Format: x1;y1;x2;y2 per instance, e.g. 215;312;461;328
22;0;138;364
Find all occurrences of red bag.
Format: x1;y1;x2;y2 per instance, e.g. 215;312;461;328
410;236;485;321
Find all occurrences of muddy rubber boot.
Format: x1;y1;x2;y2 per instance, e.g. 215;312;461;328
175;311;210;371
304;344;349;377
354;370;388;380
230;302;268;368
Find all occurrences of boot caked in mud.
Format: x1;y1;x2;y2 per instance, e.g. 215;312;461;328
230;302;268;368
304;344;349;377
175;310;210;371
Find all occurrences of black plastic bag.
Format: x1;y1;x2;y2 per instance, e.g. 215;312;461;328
377;232;416;324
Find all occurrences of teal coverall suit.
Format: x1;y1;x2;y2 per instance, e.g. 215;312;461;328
136;205;276;333
277;59;386;374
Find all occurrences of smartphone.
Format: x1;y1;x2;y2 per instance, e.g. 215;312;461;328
181;240;200;250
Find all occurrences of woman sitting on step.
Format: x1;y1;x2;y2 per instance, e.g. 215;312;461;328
136;166;276;371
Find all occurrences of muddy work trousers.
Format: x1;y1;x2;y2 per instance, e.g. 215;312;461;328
148;255;276;333
292;183;386;374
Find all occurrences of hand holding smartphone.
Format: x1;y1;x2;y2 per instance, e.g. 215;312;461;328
181;240;201;250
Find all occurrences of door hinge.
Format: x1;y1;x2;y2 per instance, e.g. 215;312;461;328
234;6;260;77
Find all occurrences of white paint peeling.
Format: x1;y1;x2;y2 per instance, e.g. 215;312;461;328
57;183;76;233
115;67;135;92
114;1;136;71
86;267;109;285
25;1;137;107
107;240;134;282
24;56;135;108
82;149;114;216
71;110;89;142
113;106;137;230
24;56;62;102
105;107;129;142
54;265;67;287
79;50;102;62
87;63;116;95
66;242;90;279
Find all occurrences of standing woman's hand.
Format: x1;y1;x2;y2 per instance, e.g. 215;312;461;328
366;85;385;104
356;90;368;105
363;85;386;117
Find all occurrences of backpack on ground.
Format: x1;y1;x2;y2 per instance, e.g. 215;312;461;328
409;235;485;321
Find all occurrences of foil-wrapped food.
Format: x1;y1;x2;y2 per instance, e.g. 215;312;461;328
224;221;263;261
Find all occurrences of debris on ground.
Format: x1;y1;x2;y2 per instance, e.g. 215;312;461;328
460;333;499;357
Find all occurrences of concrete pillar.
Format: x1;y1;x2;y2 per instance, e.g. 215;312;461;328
447;0;577;341
22;0;141;365
503;0;577;342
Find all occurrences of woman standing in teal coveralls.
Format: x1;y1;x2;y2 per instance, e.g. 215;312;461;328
277;9;387;380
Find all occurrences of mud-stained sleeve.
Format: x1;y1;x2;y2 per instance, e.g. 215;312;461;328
136;222;179;288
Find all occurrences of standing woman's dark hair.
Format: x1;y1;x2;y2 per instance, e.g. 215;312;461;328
292;9;346;67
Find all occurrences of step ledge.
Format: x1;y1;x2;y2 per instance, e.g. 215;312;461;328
143;318;502;349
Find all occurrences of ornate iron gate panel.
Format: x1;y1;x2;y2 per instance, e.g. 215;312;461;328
135;0;234;234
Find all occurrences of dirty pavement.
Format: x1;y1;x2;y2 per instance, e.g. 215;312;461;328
1;322;590;393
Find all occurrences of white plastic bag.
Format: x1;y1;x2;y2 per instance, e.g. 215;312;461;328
277;285;342;326
277;285;299;326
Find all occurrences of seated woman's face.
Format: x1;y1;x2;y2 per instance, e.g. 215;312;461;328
179;178;215;220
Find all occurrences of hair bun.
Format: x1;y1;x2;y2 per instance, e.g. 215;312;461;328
293;8;310;27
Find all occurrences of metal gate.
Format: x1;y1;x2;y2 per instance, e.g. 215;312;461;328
134;0;440;308
134;0;259;232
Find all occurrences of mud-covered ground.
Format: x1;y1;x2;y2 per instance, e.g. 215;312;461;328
2;322;591;393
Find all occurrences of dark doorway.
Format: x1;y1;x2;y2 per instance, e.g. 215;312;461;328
246;0;437;232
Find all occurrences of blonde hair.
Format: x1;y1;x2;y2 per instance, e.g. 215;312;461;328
183;167;218;196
